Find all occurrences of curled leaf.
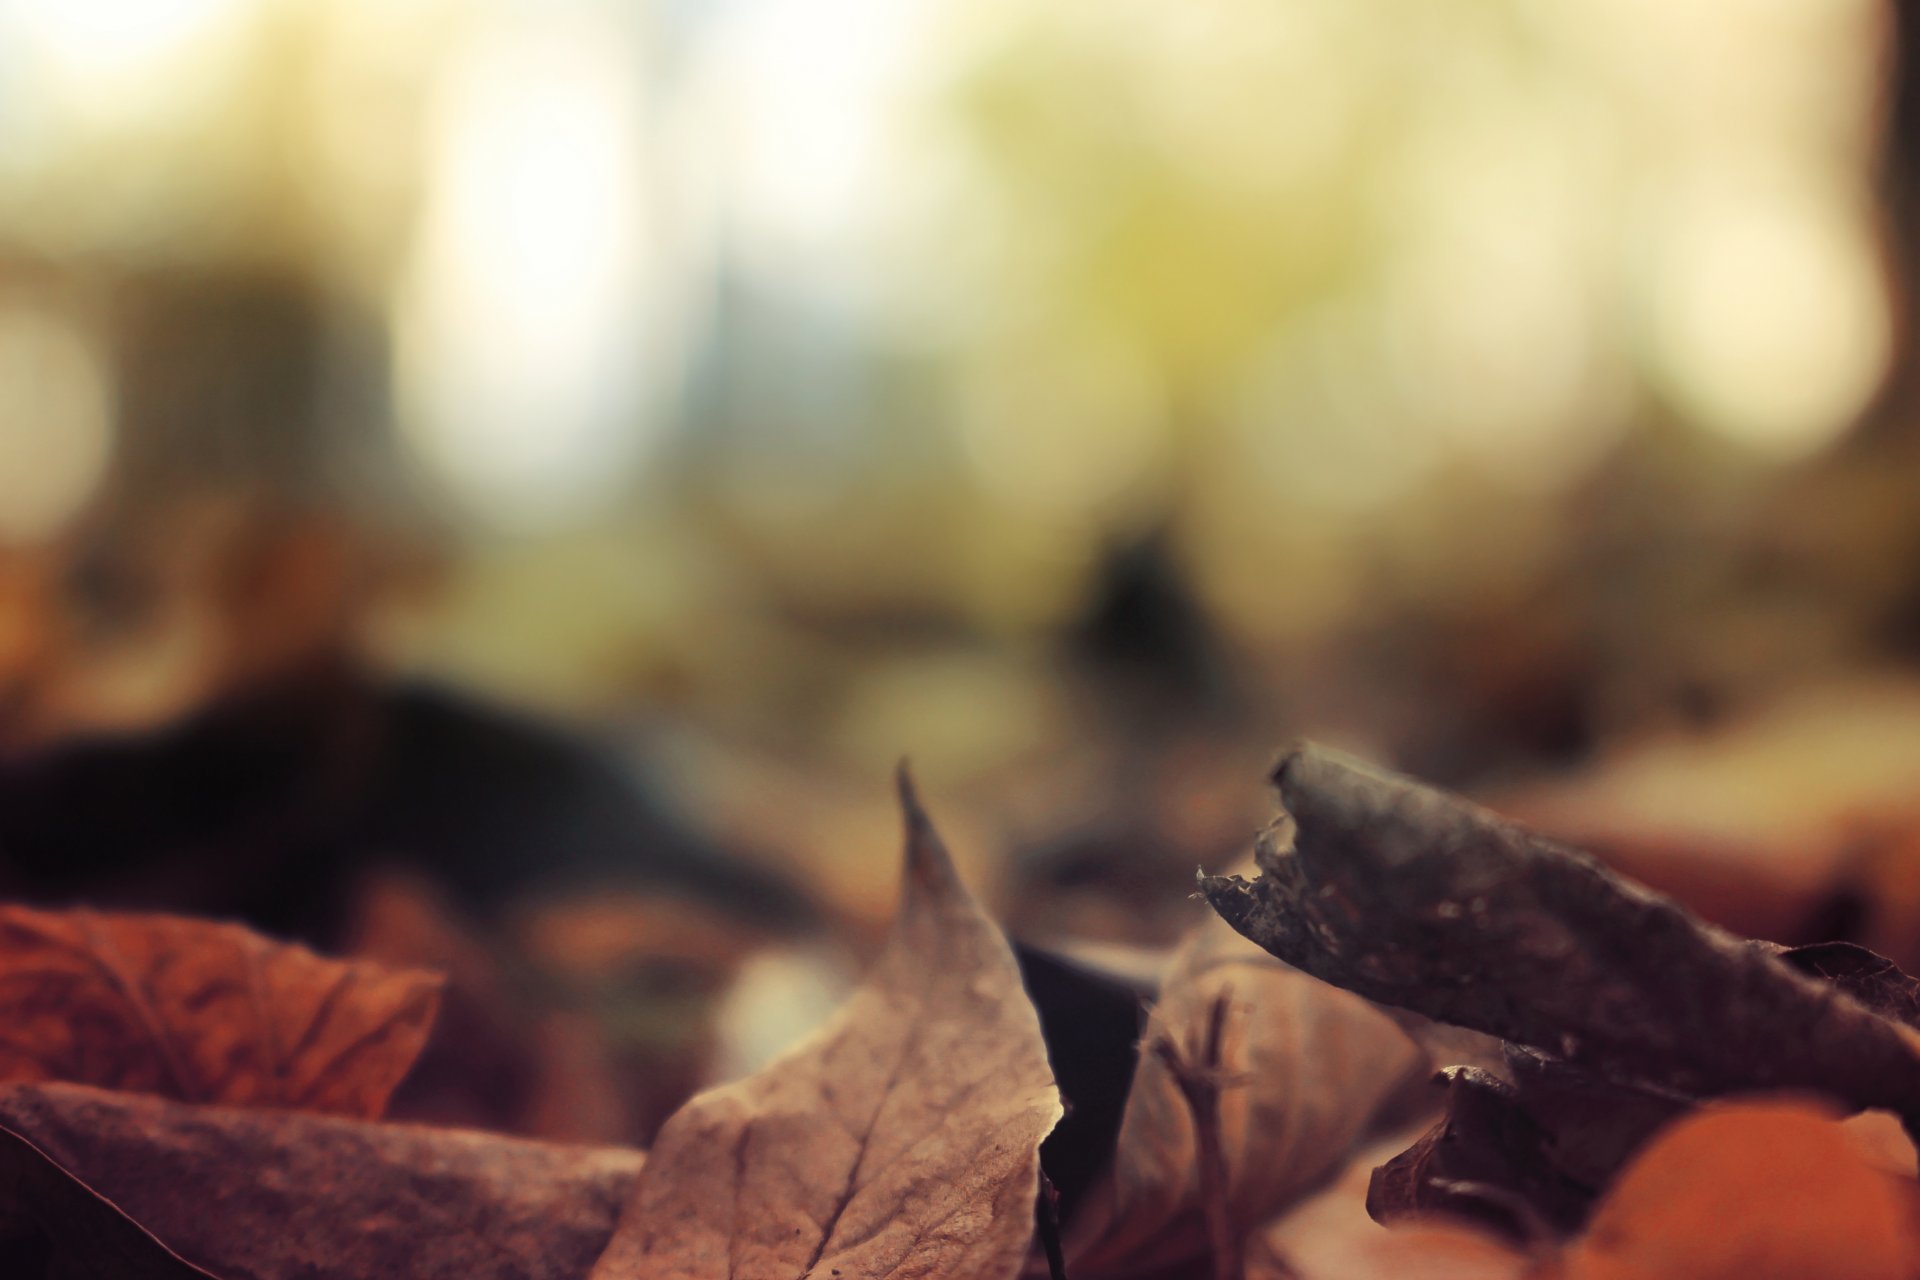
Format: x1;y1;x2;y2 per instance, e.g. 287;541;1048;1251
0;905;441;1117
0;1080;642;1280
1367;1067;1590;1242
1368;1052;1693;1243
1073;910;1426;1275
589;767;1062;1280
1201;745;1920;1122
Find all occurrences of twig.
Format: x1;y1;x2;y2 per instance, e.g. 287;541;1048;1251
1151;991;1242;1280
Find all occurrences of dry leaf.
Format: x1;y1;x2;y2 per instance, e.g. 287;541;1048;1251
0;904;440;1117
588;768;1062;1280
1366;1067;1594;1242
0;1104;213;1279
1556;1098;1920;1280
1250;1132;1531;1280
1071;908;1427;1275
0;1080;643;1280
1202;745;1920;1122
1771;941;1920;1029
1367;1049;1694;1242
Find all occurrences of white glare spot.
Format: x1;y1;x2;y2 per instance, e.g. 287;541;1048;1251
1;0;245;87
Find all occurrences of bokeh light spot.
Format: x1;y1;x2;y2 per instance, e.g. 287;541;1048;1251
0;304;114;545
1647;174;1890;457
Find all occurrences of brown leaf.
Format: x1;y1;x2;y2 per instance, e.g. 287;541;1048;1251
1250;1132;1531;1280
0;904;440;1117
1491;1047;1691;1194
1367;1051;1693;1243
588;767;1062;1280
1201;745;1920;1122
1071;910;1426;1276
1366;1068;1591;1243
0;1079;643;1280
0;1104;213;1280
1556;1099;1920;1280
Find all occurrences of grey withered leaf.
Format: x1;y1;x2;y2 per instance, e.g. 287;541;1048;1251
1770;941;1920;1031
0;1080;643;1280
1200;744;1920;1122
589;767;1062;1280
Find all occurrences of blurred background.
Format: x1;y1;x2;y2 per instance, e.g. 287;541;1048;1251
5;0;1920;1145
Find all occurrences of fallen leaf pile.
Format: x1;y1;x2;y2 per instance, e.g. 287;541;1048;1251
1205;743;1920;1275
11;749;1920;1277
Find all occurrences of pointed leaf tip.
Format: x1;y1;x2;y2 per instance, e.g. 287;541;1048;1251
895;758;926;830
893;761;961;896
592;761;1060;1280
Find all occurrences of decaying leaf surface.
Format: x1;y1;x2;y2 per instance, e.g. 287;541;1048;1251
1772;941;1920;1030
1368;1051;1693;1241
0;905;440;1117
1071;907;1426;1275
1201;745;1920;1120
589;768;1062;1280
1366;1067;1591;1242
1491;1047;1691;1194
1555;1099;1920;1280
0;1080;643;1280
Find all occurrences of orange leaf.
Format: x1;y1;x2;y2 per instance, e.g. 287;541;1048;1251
0;904;441;1117
1559;1098;1920;1280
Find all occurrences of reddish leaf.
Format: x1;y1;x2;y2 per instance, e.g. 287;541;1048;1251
0;905;440;1117
588;768;1062;1280
0;1080;642;1280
